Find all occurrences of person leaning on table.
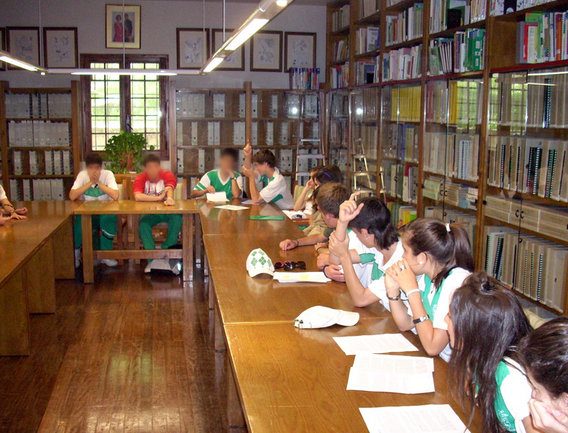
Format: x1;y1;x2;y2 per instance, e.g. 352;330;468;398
0;182;27;226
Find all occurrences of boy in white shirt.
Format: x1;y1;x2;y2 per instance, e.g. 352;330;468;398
69;153;119;268
191;148;244;199
241;144;294;210
0;183;27;225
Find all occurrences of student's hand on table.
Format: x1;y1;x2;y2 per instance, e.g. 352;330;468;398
242;165;254;178
530;399;568;433
10;213;27;221
328;232;350;259
279;239;298;251
316;252;330;269
338;193;363;223
243;144;252;157
323;264;345;282
158;191;167;201
0;216;9;226
205;186;216;194
386;259;419;293
15;207;28;215
164;198;175;206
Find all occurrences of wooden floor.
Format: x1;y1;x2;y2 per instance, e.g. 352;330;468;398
0;264;228;433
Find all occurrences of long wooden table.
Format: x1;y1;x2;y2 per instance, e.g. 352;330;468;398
74;200;200;284
0;201;76;356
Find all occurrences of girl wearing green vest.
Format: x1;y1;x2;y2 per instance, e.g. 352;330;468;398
384;218;474;361
520;317;568;433
447;273;537;433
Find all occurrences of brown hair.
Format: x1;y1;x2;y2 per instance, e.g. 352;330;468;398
143;153;160;166
401;218;474;287
349;198;398;250
253;149;276;168
315;183;351;218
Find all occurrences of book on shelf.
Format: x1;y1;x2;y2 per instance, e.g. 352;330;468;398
516;12;568;64
381;161;418;204
330;64;350;89
212;94;226;118
484;225;568;312
389;85;422;121
388;203;417;225
177;92;206;118
356;27;380;54
332;4;351;31
430;0;486;34
423;176;478;209
383;123;420;162
428;28;486;76
7;120;71;147
354;60;379;85
333;38;350;62
289;68;320;90
359;0;379;19
385;4;424;46
356;126;379;159
425;205;477;249
426;79;483;126
302;93;320;119
491;0;559;17
5;92;72;119
239;93;246;118
424;131;480;181
382;45;423;81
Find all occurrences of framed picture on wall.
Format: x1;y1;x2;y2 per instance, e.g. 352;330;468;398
105;4;141;49
177;28;209;69
6;27;40;69
250;30;282;72
43;28;78;68
284;32;316;70
212;29;244;71
0;28;5;70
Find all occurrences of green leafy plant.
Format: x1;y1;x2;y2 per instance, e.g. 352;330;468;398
105;131;154;173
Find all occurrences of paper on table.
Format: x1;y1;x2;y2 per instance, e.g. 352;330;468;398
241;199;254;204
273;272;330;283
359;404;470;433
333;334;418;355
347;369;435;394
216;205;248;211
206;192;228;202
352;354;434;374
283;210;308;220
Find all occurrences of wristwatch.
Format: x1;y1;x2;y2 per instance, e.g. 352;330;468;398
413;315;430;325
231;177;237;181
387;291;402;301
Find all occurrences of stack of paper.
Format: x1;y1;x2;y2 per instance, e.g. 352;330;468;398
273;272;330;283
359;404;469;433
347;354;435;394
206;192;228;202
216;205;248;211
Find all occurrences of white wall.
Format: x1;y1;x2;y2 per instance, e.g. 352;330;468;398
0;0;327;89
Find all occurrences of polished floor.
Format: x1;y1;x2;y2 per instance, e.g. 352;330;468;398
0;264;228;433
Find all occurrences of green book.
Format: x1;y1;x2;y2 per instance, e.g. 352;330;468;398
249;215;285;221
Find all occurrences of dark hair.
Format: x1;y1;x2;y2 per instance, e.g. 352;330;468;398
449;272;532;433
315;183;351;218
220;148;239;162
519;316;568;399
143;153;161;166
253;149;276;168
85;153;103;167
313;165;343;185
401;218;474;287
349;198;398;250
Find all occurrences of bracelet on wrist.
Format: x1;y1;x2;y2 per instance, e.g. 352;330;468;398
405;289;421;297
387;291;402;301
294;239;300;248
413;315;430;325
322;265;329;278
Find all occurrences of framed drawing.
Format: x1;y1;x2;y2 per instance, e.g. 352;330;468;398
43;28;78;68
212;29;244;71
6;27;40;69
284;32;316;70
177;28;209;69
250;30;282;72
0;28;5;70
106;4;141;49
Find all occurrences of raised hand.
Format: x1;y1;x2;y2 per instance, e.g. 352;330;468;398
243;144;252;157
242;165;254;178
338;192;364;223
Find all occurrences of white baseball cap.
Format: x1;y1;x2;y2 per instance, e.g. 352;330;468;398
294;306;360;329
246;248;275;278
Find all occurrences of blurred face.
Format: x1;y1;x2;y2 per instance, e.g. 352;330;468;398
220;155;237;174
527;371;568;415
401;236;427;276
254;162;269;176
86;164;101;179
144;161;161;181
321;212;338;228
445;313;455;347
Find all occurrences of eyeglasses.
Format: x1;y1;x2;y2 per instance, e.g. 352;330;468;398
274;261;306;271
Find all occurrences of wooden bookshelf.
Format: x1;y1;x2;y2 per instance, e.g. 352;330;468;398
0;81;81;201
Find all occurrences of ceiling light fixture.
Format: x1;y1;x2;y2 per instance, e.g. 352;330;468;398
0;50;45;73
203;57;226;73
47;68;200;76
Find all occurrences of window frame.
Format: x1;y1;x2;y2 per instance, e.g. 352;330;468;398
80;53;169;160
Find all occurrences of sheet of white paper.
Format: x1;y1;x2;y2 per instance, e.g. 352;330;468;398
347;368;435;394
216;205;249;211
283;210;308;220
359;405;470;433
273;272;330;283
207;192;228;202
241;199;254;204
352;354;434;374
333;334;418;355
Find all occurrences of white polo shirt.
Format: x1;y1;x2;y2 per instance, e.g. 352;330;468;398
71;169;118;201
0;184;6;201
254;167;295;210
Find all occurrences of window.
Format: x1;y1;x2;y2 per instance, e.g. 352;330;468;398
81;54;168;158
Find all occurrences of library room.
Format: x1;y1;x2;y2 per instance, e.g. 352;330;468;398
1;0;568;431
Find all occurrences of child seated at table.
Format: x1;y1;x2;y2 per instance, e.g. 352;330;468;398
69;153;119;268
0;183;27;225
241;144;294;210
133;154;181;273
191;148;244;199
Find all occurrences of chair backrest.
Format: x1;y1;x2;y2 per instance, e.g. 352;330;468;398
293;184;305;201
121;178;135;200
173;178;188;200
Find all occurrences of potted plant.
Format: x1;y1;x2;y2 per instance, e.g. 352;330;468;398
105;130;154;173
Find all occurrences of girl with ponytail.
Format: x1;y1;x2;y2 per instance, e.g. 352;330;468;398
384;218;474;360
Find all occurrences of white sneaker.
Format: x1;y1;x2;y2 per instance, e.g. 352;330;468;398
74;248;81;268
144;262;152;274
101;259;118;267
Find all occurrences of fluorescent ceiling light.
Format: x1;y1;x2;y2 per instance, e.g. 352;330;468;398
47;68;184;76
528;70;568;77
226;18;269;51
276;0;288;6
203;57;225;73
0;50;44;72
